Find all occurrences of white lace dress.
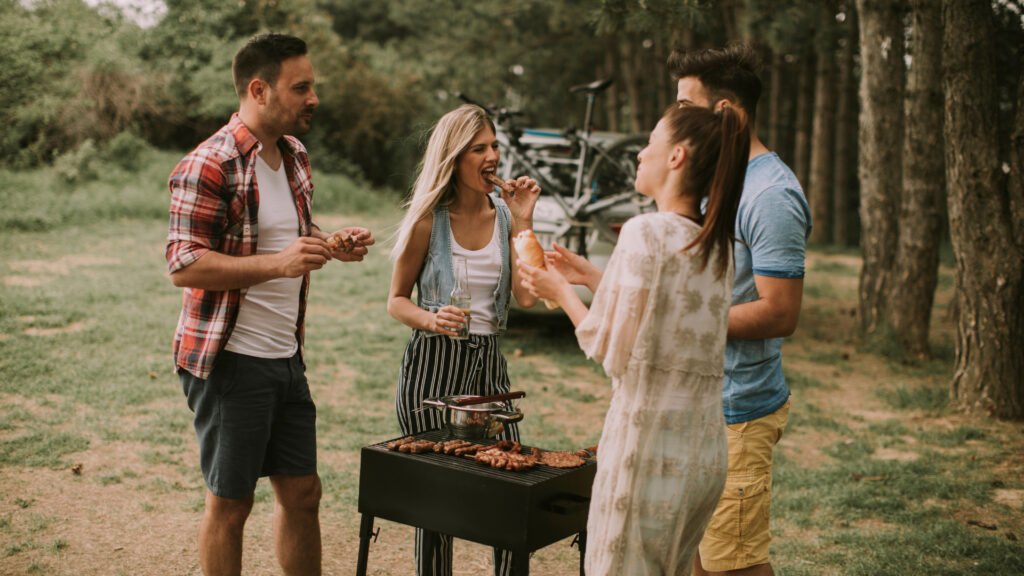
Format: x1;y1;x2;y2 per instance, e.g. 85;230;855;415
577;212;731;576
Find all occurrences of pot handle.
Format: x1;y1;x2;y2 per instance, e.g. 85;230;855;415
492;409;524;424
452;391;526;406
421;398;447;410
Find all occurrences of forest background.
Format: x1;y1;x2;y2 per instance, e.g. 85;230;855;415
4;0;1022;417
1;0;1023;574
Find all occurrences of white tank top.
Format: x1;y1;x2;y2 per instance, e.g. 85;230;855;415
225;155;302;358
451;217;501;335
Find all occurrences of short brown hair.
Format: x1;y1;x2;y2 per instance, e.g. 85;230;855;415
232;33;308;98
668;44;763;123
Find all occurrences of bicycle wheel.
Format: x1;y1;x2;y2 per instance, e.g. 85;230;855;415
585;133;652;207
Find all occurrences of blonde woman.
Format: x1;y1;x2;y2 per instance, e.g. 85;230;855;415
386;104;540;576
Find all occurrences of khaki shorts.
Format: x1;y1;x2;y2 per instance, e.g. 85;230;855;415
699;400;790;572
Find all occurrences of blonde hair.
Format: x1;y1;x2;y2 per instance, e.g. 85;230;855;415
390;104;495;260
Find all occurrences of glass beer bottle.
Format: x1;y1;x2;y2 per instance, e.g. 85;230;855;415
449;257;471;340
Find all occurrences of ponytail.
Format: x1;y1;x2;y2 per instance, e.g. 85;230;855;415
699;106;749;277
665;104;750;278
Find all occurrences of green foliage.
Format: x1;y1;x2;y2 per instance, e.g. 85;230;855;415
592;0;707;35
53;139;102;183
746;0;818;52
3;0;717;185
0;145;172;231
103;131;155;172
50;133;155;183
0;0;162;167
309;170;399;215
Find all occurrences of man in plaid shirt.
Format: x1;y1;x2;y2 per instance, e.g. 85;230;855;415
166;33;373;576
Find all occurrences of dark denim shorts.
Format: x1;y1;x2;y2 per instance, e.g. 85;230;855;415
180;350;317;499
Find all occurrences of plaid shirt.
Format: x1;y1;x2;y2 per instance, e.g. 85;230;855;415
166;113;315;379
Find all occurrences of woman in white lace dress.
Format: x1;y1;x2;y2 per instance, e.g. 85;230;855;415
519;103;750;575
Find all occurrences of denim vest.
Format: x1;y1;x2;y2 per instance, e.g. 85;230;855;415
416;194;512;334
415;194;512;334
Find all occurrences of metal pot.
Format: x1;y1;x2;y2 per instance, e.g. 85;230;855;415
422;394;524;439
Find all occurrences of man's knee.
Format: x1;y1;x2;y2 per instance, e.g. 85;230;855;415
271;474;322;512
205;491;254;528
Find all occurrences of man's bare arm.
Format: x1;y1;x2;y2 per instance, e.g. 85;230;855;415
169;237;332;291
727;275;803;340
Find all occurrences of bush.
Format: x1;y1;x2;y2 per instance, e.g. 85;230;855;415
102;131;153;172
49;133;154;184
53;139;101;183
313;170;400;216
0;148;178;231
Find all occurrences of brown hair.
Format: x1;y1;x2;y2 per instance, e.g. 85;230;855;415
667;44;762;125
232;33;308;98
664;103;750;277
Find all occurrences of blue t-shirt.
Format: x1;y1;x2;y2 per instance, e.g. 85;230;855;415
723;152;811;424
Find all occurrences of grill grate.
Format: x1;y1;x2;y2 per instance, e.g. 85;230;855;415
365;429;577;485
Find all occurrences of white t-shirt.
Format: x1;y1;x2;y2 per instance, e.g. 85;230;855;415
225;155;302;358
451;218;501;335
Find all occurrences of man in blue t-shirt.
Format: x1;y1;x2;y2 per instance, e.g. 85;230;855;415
670;45;812;576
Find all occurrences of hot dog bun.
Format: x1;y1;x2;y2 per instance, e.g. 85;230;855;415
514;229;545;269
514;230;559;309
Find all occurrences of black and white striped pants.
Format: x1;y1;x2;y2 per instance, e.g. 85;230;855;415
396;330;521;576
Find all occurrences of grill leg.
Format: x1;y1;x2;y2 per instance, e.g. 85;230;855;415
511;550;530;576
355;514;374;576
577;530;587;576
418;529;438;575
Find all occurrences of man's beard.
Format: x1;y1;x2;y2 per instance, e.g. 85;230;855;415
288;111;314;136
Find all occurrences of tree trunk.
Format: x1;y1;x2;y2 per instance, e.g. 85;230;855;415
1010;53;1024;254
943;0;1024;419
890;0;945;359
753;43;773;139
833;1;859;247
809;2;838;245
653;37;669;118
620;37;643;133
604;37;620;132
720;0;748;43
793;49;816;188
856;0;905;335
769;51;796;165
638;39;656;130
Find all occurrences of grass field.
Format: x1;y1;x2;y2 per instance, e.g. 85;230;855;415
0;154;1021;574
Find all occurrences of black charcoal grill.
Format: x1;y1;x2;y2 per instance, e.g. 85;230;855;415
356;429;597;576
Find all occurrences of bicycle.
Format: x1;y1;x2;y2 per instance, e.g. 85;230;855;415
458;79;652;261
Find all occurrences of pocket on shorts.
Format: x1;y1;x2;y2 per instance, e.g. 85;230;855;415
209;351;241;397
706;471;770;540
